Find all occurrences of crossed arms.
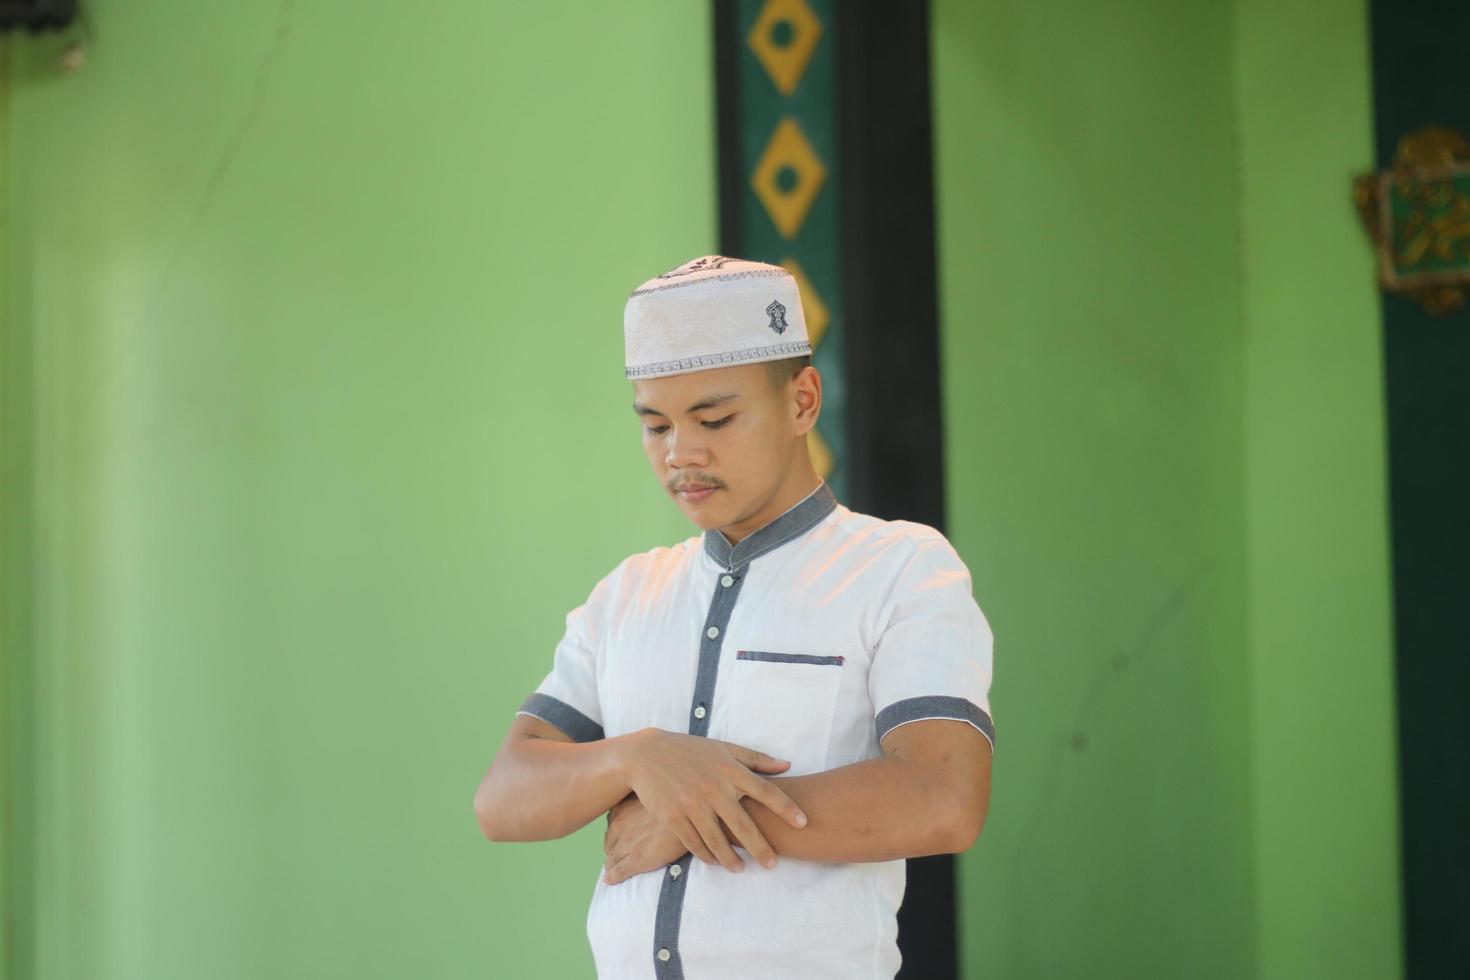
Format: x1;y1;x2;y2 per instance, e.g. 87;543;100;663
473;712;992;881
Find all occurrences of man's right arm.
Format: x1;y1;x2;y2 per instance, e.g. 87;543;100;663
474;714;640;842
473;715;810;870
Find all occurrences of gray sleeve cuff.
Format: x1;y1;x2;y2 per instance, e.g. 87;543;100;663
875;695;994;753
515;692;605;743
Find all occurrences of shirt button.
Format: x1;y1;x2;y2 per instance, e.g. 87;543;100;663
721;574;734;587
657;948;671;962
693;705;706;719
668;864;681;878
706;626;719;639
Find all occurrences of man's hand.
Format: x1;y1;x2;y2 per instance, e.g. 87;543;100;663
602;793;689;884
615;728;808;873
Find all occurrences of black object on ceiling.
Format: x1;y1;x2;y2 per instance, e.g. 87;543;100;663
0;0;76;33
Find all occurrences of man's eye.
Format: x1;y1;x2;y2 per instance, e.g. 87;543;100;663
643;415;733;436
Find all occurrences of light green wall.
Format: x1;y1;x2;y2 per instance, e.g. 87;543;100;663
0;33;17;980
2;2;713;978
933;1;1400;978
932;3;1255;976
1233;0;1402;976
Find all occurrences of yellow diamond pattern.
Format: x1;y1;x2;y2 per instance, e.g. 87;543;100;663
751;117;827;240
779;256;828;348
747;0;823;96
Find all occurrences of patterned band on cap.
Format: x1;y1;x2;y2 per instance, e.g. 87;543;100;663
625;341;812;379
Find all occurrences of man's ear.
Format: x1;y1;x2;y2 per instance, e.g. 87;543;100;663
791;367;821;433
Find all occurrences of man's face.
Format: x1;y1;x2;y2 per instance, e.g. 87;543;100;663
631;362;802;530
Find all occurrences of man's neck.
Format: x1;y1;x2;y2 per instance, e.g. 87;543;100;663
718;472;824;545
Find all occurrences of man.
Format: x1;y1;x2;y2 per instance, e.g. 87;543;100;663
473;255;996;979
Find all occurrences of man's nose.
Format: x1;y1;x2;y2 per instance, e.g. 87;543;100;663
665;425;709;467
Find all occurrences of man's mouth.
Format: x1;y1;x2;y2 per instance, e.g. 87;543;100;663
676;485;719;501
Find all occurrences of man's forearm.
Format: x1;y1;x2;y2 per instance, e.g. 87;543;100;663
476;732;636;842
719;755;968;863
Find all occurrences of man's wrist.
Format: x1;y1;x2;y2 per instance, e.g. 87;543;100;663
608;727;649;789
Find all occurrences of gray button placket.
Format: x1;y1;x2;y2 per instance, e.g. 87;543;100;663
652;559;748;980
648;479;837;979
688;566;745;737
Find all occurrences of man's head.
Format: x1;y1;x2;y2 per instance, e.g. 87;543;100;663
622;255;823;535
631;353;820;533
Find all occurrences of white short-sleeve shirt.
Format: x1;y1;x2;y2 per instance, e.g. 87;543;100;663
516;478;996;980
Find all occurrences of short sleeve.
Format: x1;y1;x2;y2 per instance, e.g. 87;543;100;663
515;560;623;743
868;532;996;753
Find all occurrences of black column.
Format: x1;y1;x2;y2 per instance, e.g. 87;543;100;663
715;1;956;976
834;0;946;533
834;5;955;980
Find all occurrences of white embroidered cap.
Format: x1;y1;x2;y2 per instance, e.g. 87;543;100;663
624;255;811;380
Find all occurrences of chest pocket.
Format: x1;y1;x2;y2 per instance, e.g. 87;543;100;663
719;650;845;777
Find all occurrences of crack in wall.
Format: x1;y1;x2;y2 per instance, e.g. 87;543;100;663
129;0;298;337
1004;562;1208;961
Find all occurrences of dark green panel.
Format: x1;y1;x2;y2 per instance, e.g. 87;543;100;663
1369;0;1470;975
728;0;848;503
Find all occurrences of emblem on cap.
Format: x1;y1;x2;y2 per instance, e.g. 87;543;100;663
766;299;788;334
658;255;735;279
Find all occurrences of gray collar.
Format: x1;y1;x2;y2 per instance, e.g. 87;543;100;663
702;479;838;570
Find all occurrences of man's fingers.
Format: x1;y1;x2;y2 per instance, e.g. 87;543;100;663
738;772;808;829
727;743;792;774
690;806;743;872
670;816;717;867
713;794;778;870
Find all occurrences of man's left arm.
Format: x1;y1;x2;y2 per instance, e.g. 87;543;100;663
602;718;991;880
720;716;992;862
722;531;998;862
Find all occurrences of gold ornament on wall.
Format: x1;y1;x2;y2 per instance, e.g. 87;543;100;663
1354;125;1470;316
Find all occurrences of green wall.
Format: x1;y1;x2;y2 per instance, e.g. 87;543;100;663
0;32;16;980
4;1;1405;978
1234;0;1402;975
933;3;1255;976
2;2;713;978
933;0;1400;978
